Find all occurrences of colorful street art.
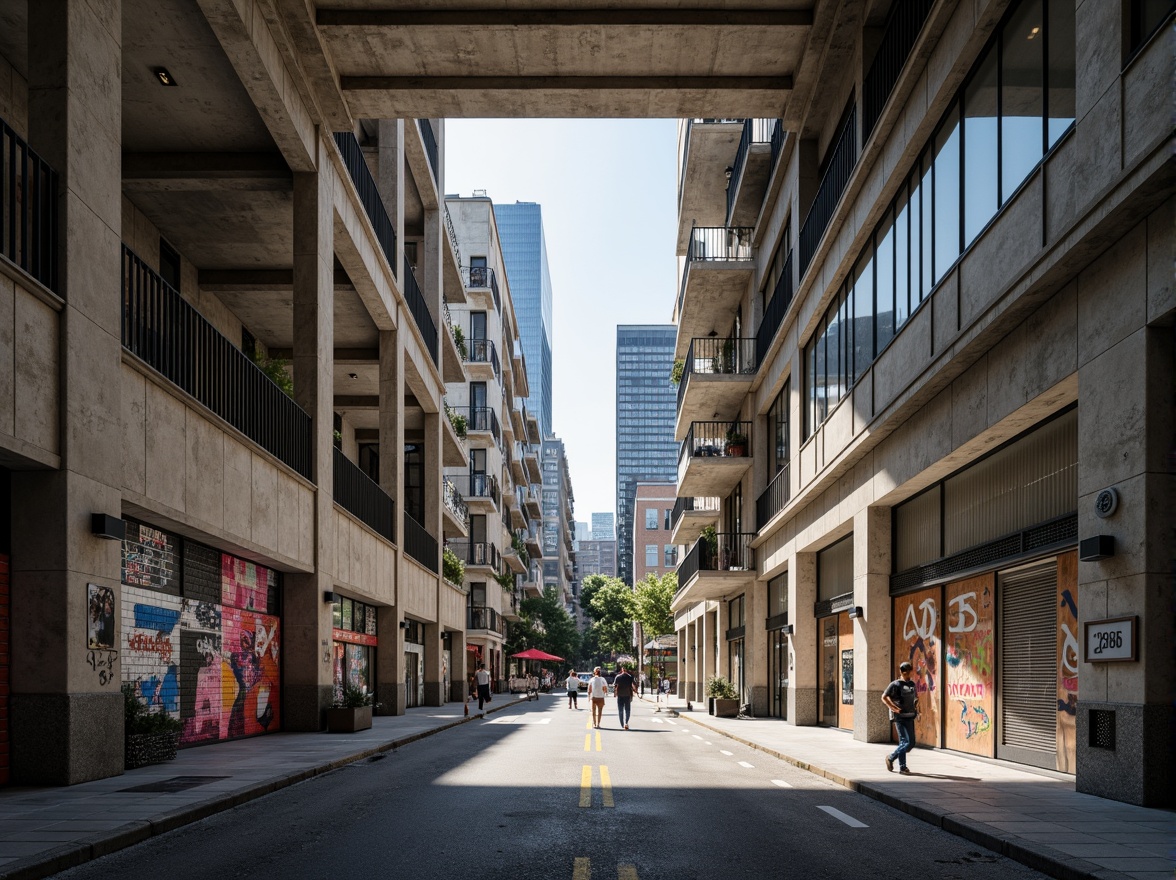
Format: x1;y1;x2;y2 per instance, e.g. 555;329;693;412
223;607;281;738
121;587;181;715
892;586;941;748
944;574;994;756
222;555;275;612
1056;551;1079;772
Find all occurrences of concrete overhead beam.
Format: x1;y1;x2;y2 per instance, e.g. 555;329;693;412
123;153;293;192
198;268;353;291
342;75;793;92
317;9;814;27
271;348;378;362
334;395;380;409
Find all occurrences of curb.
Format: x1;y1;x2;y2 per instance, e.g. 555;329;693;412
0;695;529;880
671;711;1122;880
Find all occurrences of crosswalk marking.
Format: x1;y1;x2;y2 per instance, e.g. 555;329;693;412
579;765;592;807
737;761;754;768
573;857;591;880
719;750;733;756
600;765;614;808
771;779;793;788
817;805;868;828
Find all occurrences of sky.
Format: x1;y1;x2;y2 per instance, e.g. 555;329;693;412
445;119;679;527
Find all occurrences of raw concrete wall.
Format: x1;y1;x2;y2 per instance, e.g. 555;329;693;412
0;271;60;467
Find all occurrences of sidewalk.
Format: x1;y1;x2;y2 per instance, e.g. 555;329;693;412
640;694;1174;880
0;695;529;880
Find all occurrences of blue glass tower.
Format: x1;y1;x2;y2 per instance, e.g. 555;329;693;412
495;202;554;438
615;325;678;585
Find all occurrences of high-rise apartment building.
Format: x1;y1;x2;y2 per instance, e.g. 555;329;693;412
496;203;554;439
590;512;615;542
541;437;576;609
615;325;678;584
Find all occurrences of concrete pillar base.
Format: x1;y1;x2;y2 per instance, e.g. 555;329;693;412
282;684;332;731
852;691;891;742
1077;701;1175;807
788;686;818;726
423;681;444;706
11;693;122;785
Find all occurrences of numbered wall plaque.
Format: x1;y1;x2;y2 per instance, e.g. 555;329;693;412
1084;616;1137;663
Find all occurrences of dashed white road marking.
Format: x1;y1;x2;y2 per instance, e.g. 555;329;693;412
719;750;733;756
666;720;677;726
704;741;713;745
817;806;868;828
692;734;704;740
771;779;793;788
737;761;754;768
651;719;664;724
487;717;552;724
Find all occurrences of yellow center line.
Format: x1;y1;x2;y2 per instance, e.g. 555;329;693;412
600;764;614;807
572;857;590;880
586;718;592;729
584;733;591;751
595;731;602;751
579;765;592;807
618;865;640;880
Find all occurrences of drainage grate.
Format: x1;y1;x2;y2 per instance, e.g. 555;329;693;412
120;776;231;793
1089;709;1115;750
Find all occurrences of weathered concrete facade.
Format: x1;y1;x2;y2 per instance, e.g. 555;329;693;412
671;0;1173;807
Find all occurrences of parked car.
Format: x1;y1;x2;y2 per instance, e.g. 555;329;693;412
577;672;592;690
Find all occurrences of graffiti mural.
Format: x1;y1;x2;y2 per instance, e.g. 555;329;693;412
1056;551;1079;773
892;586;941;748
179;600;222;745
944;574;995;756
222;555;275;613
121;586;181;715
222;607;281;738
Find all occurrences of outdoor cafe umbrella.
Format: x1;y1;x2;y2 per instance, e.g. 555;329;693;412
510;648;564;662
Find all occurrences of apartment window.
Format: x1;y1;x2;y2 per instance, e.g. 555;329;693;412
645;544;658;567
663;545;677;567
767;572;788;618
1129;0;1172;56
664;508;673;530
803;0;1075;438
768;382;790;476
645;508;658;530
729;594;745;629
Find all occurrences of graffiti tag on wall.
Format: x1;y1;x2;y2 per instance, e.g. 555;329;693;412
944;574;994;756
1056;552;1078;773
893;587;941;748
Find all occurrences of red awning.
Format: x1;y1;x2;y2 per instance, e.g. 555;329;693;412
510;648;564;661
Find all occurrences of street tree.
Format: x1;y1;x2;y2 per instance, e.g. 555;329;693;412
633;571;676;638
584;575;636;654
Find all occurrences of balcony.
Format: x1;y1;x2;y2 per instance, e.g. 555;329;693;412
523;443;541;484
417;119;438;183
451;473;499;512
524;522;543;560
512;403;527;438
670;495;720;545
523;488;542;520
466;337;501;383
442;400;468;467
450;541;500;573
442;206;466;305
121;246;312;479
511;341;528;397
461;265;501;312
503;543;528;575
672;533;756;609
441;304;467;384
674;226;754;359
676;119;745;255
404;513;439;574
726;119;779;227
333;132;397;279
333;447;395;542
677;421;752;498
756;464;791;531
468;605;506;638
510;443;527;485
442;477;470;537
525;409;541;445
675;337;757;440
502;590;522;623
467;406;501;445
403;262;438;366
798;104;857;280
754;249;794;365
2;117;57;291
862;0;934;144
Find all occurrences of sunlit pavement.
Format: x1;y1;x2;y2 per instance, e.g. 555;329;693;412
638;694;1175;880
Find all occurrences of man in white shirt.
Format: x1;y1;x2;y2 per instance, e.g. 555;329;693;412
565;670;580;709
587;667;609;729
474;663;492;713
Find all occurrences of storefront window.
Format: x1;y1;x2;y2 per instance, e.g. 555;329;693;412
332;595;379;705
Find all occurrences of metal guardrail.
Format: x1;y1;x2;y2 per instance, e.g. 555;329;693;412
468;406;501;442
677;337;757;410
677;533;757;587
417;118;439;182
754;249;794;365
770;118;786;173
403;263;438;366
404;512;439;573
461;266;501;312
449;541;500;570
333;132;397;279
671;495;720;533
468;605;506;637
677;226;754;319
756;464;791;530
444;205;462;269
334;447;395;541
863;0;933;143
678;420;753;471
727;119;776;223
1;117;57;290
443;477;470;528
450;473;499;506
798;105;858;279
467;338;501;380
121;245;311;479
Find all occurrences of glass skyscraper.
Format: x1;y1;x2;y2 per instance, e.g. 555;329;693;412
615;325;678;584
496;202;554;439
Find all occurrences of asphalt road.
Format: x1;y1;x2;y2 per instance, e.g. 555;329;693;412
54;695;1051;880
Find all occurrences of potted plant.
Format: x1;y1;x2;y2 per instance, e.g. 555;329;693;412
446;404;468;439
669;359;684;386
705;676;739;718
123;684;182;769
700;525;719;569
711;338;735;374
443;546;465;587
452;324;468;360
327;685;378;732
725;428;748;457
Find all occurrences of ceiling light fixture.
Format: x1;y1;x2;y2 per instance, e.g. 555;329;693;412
1027;26;1040;39
153;67;177;86
348;372;358;379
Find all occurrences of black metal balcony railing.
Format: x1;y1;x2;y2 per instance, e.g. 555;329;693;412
677;533;757;588
798;105;858;279
756;464;791;530
754;249;795;365
452;472;500;506
1;118;57;291
444;206;462;269
678;421;753;469
727;119;777;223
334;446;395;541
467;338;501;380
333;132;397;280
403;263;438;366
468;605;506;638
468;406;501;443
863;0;934;143
770;118;786;173
121;245;312;478
461;266;501;312
443;477;470;527
450;541;500;570
677;337;757;410
417;118;438;183
404;512;439;573
671;495;720;533
677;226;754;320
678;118;745;208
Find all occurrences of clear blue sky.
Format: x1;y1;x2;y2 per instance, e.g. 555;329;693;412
445;119;679;525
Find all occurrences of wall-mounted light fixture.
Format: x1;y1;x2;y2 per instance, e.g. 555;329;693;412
780;624;794;635
847;606;864;619
724;166;734;181
91;513;125;540
1079;535;1115;562
152;67;177;87
323;591;339;604
399;620;410;629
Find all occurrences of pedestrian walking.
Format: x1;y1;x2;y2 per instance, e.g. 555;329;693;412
614;664;636;729
587;666;609;728
474;663;493;713
882;661;919;773
565;670;580;709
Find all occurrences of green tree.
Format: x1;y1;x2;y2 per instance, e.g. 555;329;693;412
633;571;676;638
584;575;636;654
506;587;581;664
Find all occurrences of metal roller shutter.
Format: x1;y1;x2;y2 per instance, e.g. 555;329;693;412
999;562;1057;767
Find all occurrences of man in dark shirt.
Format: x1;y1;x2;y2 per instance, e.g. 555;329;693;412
613;665;636;729
881;661;919;773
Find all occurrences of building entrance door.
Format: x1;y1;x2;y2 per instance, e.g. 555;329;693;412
817;613;854;728
768;628;788;719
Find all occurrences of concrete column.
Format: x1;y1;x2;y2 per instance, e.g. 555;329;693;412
376;606;405;715
283;135;336;731
422;622;444;706
10;0;125;784
423;207;442;318
423;411;442;569
684;621;695;700
748;582;769;716
788;552;817;725
676;627;686;698
449;629;467;702
376;120;404;282
702;607;716;698
1076;323;1175;806
378;328;407;715
852;507;892;743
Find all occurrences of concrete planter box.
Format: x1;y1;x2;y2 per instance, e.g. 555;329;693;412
327;705;373;732
713;698;739;718
125;732;180;769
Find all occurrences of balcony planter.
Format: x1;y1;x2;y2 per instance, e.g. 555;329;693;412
725;431;748;458
125;731;181;770
326;705;373;733
713;698;740;718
